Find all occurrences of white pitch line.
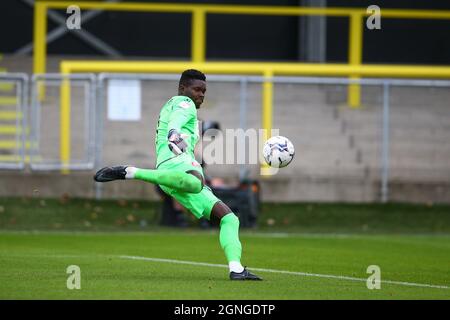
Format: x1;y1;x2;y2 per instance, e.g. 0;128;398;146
120;255;449;290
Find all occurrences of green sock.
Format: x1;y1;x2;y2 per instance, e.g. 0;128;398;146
219;213;242;263
134;168;202;193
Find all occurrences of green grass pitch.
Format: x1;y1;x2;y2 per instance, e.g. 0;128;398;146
1;231;449;299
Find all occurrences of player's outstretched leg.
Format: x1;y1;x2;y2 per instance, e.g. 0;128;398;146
212;202;262;281
94;166;202;193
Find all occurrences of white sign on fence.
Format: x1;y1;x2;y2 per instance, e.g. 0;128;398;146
107;79;141;121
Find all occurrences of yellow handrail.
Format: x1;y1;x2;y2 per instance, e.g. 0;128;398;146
35;1;450;18
348;13;363;108
35;1;450;74
192;9;206;63
34;2;48;99
61;61;450;78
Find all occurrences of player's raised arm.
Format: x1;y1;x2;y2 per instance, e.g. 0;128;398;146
167;99;195;155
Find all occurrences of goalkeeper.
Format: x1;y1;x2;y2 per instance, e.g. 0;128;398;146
94;69;261;281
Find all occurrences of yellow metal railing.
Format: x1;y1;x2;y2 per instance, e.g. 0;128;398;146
33;2;450;171
34;1;450;104
60;61;450;78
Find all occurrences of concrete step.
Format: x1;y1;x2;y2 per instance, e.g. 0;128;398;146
0;84;15;91
0;126;28;135
274;85;329;103
356;152;450;168
0;96;17;105
274;102;337;112
388;167;450;180
347;129;450;143
339;109;450;124
0;140;36;150
292;151;359;167
343;122;450;134
0;154;41;163
0;111;23;120
276;119;343;132
355;142;450;154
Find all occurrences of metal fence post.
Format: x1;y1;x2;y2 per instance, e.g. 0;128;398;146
21;74;29;168
381;81;390;203
94;76;105;200
239;77;248;181
88;75;97;168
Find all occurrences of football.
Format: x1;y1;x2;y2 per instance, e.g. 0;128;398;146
263;136;295;168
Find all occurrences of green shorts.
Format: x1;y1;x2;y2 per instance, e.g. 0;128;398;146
157;154;220;220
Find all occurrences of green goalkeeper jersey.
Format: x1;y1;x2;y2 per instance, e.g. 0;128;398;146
155;96;199;167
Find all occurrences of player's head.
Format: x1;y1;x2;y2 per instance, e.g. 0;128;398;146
178;69;206;109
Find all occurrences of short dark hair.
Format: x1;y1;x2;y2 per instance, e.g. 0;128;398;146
179;69;206;87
